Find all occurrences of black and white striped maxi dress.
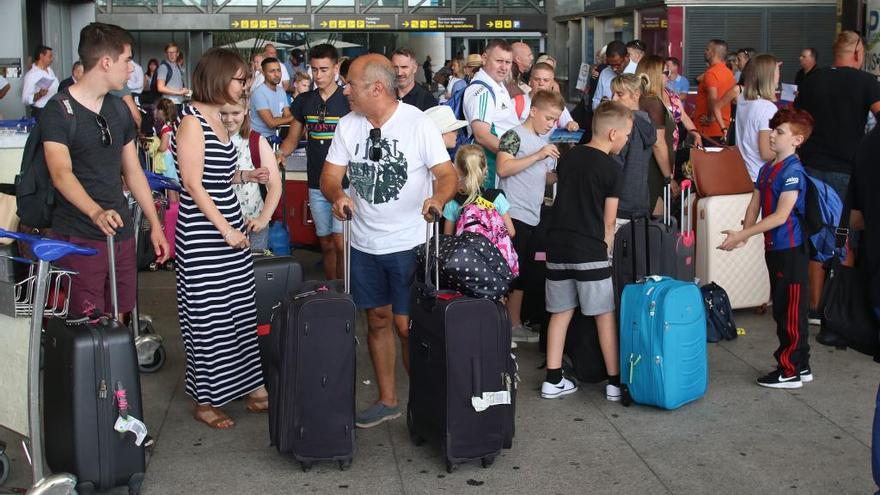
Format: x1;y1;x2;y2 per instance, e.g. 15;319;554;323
171;104;263;406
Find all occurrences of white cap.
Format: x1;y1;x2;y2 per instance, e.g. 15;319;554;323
424;105;468;135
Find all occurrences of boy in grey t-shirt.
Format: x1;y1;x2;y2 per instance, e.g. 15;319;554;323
496;90;564;343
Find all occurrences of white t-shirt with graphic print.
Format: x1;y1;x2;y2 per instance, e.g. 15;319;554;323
325;101;450;255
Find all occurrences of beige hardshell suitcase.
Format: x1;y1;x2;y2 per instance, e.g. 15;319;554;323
695;193;770;309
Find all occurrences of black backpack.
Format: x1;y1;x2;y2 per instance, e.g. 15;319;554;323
15;92;129;229
701;283;737;342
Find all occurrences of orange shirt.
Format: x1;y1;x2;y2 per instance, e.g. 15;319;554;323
694;62;736;137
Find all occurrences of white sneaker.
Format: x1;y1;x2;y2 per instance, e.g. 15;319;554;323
510;340;518;349
511;324;539;343
540;377;578;399
606;384;622;402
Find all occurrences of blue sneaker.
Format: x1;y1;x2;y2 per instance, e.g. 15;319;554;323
356;402;401;428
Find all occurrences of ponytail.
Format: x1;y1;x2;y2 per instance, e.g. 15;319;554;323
453;144;487;207
610;73;650;98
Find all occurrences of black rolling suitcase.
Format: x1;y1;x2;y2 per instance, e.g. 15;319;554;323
612;182;695;299
43;235;147;495
267;216;356;471
253;254;303;386
407;218;518;473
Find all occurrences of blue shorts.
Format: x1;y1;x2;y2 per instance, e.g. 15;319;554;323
309;188;345;237
350;247;416;315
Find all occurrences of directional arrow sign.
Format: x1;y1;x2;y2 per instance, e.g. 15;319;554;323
231;20;239;28
486;21;493;27
320;21;327;27
403;21;410;27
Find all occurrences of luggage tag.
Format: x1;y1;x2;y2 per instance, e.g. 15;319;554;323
114;384;152;447
471;391;511;412
294;285;329;300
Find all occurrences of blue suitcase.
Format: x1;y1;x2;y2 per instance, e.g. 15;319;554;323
619;276;707;410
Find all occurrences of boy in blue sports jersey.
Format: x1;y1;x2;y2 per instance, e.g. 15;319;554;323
719;108;815;389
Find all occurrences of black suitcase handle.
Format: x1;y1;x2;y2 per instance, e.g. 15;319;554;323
422;209;441;290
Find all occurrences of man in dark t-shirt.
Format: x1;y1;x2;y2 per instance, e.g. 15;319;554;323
392;48;438;111
278;43;350;280
42;22;168;318
794;30;880;318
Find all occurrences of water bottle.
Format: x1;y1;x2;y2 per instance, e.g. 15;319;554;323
267;221;291;256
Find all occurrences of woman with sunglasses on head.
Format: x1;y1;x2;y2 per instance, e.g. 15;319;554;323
172;47;271;430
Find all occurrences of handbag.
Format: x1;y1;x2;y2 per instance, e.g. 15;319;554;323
415;231;513;301
818;227;880;360
689;137;753;197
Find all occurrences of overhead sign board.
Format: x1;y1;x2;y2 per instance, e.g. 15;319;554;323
400;15;478;30
313;15;396;30
229;14;546;32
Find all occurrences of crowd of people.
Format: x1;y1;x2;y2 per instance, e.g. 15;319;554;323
23;20;880;487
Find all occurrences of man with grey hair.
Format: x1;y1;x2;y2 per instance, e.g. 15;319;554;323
321;54;457;428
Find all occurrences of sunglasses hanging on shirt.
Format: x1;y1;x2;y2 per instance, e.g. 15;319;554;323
96;114;112;147
369;128;382;161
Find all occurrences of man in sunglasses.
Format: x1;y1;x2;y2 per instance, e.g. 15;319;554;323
591;40;637;110
321;54;457;429
279;44;351;280
40;22;170;319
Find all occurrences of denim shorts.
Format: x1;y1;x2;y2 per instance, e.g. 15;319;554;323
248;226;269;252
308;188;346;237
350;247;416;315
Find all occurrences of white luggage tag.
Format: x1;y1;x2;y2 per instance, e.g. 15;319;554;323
114;383;152;447
471;371;515;412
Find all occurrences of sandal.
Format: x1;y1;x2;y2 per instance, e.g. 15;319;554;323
245;395;269;413
194;405;235;429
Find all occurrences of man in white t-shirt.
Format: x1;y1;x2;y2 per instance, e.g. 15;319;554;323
263;44;290;92
127;60;145;99
322;54;457;429
22;45;59;119
462;39;521;188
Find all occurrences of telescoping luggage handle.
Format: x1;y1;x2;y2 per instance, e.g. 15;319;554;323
423;209;441;290
661;178;693;235
106;234;120;317
343;206;352;294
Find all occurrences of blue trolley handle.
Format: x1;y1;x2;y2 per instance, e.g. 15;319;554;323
0;228;97;262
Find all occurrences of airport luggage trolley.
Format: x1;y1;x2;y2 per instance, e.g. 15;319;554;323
127;171;182;373
0;228;96;493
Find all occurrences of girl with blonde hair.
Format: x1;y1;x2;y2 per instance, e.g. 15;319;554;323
442;144;516;237
735;54;780;180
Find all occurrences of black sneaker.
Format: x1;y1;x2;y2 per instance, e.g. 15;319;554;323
757;369;802;389
799;366;813;383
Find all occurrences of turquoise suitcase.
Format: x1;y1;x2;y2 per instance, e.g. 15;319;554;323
619;276;707;410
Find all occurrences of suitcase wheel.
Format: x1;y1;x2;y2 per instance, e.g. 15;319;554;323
481;456;495;468
139;344;166;374
621;384;632;407
300;461;313;472
406;408;425;446
338;459;352;471
77;481;96;494
128;472;145;495
0;450;9;486
445;460;455;474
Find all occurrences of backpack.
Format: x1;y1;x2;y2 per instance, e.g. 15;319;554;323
453;189;519;277
141;61;174;105
247;130;269;200
16;91;129;229
799;173;846;263
443;79;495;154
700;283;737;342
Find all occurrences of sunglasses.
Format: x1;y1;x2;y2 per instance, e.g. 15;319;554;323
369;128;382;162
96;114;112;147
318;101;328;124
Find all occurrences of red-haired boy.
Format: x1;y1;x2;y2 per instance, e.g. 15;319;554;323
719;108;815;389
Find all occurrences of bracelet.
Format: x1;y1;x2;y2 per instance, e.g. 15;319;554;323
687;129;699;134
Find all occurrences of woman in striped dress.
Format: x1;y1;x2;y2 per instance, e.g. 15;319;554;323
172;48;270;429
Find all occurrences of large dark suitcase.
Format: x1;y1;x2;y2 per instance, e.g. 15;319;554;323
407;219;518;473
267;219;356;471
253;255;304;411
612;183;695;299
43;236;146;494
563;313;608;384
